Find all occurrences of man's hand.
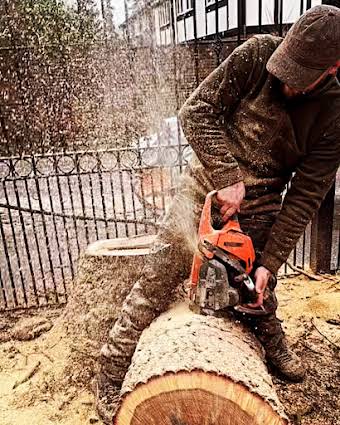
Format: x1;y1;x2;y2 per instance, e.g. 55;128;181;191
247;266;272;308
216;181;245;222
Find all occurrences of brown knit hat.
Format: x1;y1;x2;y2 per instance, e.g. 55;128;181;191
267;5;340;90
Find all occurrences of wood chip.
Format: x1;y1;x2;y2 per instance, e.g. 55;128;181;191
12;361;41;390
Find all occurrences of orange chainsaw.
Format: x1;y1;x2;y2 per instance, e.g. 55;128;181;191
189;191;267;316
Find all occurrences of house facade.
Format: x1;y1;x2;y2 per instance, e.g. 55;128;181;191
123;0;326;46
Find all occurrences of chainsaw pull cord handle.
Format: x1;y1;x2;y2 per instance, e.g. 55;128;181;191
198;190;241;236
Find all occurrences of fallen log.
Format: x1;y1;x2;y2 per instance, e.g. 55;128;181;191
115;302;288;425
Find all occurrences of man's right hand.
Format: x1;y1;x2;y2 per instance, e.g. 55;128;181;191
216;181;245;222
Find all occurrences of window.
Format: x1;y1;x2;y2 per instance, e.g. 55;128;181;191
160;0;171;27
177;0;194;15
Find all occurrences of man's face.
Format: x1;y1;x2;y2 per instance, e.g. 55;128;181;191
281;61;340;99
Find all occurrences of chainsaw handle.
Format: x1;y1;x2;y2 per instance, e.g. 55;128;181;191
199;190;240;235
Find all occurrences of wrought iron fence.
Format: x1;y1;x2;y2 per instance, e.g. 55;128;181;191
1;138;339;311
0;137;188;310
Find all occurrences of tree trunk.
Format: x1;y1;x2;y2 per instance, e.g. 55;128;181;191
115;303;288;425
55;235;157;386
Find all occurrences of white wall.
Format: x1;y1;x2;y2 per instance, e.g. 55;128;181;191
283;0;322;23
206;10;215;35
228;0;238;29
154;0;324;45
206;4;229;35
160;28;170;45
261;0;275;25
186;16;195;40
177;19;185;43
246;0;259;27
246;0;323;27
196;0;206;38
218;6;228;32
155;8;161;45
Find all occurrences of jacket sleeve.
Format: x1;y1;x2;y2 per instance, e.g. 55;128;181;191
260;117;340;274
178;38;259;190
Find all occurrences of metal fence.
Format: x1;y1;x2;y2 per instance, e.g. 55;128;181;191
0;139;187;310
1;138;339;311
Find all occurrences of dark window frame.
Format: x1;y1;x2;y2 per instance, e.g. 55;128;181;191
205;0;228;14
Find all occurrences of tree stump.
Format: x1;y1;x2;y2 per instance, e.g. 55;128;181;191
115;303;288;425
56;235;157;385
12;235;161;407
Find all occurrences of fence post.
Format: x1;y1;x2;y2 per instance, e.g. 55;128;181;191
310;182;336;273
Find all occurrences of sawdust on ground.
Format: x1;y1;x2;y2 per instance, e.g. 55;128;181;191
0;274;339;425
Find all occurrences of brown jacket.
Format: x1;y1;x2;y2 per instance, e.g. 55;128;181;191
179;35;340;274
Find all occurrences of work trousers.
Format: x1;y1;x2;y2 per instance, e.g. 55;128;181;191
100;170;283;380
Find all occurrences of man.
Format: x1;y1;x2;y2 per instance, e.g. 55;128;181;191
95;5;340;424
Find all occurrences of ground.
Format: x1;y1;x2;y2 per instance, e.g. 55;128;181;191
0;274;339;425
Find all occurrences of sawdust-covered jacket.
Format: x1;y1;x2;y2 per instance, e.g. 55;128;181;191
179;34;340;274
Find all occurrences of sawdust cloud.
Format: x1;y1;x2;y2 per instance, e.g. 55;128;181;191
167;173;207;256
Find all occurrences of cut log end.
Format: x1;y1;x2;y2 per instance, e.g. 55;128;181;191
115;371;286;425
85;235;157;257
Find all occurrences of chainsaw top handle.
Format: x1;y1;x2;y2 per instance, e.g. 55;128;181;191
198;190;255;274
198;190;241;236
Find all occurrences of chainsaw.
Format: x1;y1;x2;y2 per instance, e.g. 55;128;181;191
189;190;267;317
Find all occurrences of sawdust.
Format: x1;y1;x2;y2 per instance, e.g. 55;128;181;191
169;173;203;256
274;275;340;425
0;273;339;425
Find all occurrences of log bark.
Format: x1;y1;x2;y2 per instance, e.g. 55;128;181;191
115;302;288;425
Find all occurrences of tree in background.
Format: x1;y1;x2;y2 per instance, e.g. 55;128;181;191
0;0;105;155
0;0;153;155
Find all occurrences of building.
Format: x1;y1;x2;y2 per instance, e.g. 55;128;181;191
122;0;327;47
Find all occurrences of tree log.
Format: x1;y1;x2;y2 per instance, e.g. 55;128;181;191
115;303;288;425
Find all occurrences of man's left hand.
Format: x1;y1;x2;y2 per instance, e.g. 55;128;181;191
247;266;272;308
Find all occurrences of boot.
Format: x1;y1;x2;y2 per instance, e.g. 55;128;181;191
93;371;123;425
261;333;306;382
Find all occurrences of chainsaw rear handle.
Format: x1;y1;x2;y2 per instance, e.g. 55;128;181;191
199;190;241;236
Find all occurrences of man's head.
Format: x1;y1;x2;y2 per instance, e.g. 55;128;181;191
267;5;340;96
